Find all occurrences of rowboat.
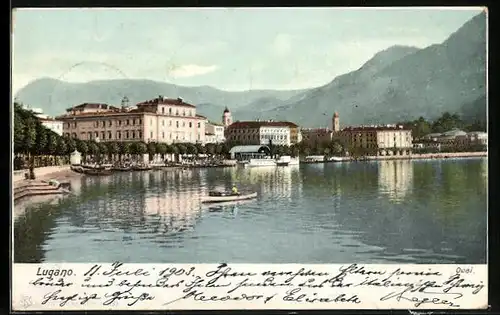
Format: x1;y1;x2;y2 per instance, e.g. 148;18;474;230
200;192;258;203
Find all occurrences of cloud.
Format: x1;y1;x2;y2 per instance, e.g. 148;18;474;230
167;64;218;78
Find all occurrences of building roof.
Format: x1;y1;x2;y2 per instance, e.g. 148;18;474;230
208;121;224;126
66;103;120;112
340;125;411;132
223;107;230;113
229;145;270;154
228;120;298;129
136;96;196;108
333;112;339;118
302;128;332;133
442;129;467;137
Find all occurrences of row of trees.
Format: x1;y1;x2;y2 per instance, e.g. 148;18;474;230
398;112;486;139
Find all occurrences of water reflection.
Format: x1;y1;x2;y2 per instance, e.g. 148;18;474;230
378;160;414;203
13;159;487;264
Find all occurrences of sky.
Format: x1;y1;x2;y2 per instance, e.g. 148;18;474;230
11;7;484;94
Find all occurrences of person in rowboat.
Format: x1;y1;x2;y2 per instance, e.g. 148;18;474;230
232;185;239;195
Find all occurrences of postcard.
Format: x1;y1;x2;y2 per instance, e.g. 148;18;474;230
11;6;488;311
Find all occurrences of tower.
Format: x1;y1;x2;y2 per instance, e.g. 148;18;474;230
222;107;233;127
332;112;340;132
121;96;130;109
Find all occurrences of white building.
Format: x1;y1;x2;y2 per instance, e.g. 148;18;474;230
38;116;64;136
259;125;291;146
205;122;226;143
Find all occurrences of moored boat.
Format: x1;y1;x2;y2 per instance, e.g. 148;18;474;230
201;192;258;203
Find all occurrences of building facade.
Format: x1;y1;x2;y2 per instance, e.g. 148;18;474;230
38;116;64;136
301;128;333;145
205;122;225;143
57;96;208;144
225;121;300;147
333;125;413;155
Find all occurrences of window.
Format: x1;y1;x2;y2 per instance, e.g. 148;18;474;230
94;132;98;138
150;131;153;139
117;131;121;139
73;122;77;128
150;119;153;126
138;131;142;138
139;119;142;124
182;110;185;116
109;120;112;126
182;122;185;127
162;107;165;114
88;132;92;139
101;131;105;139
126;119;130;125
198;122;201;128
162;132;165;139
132;131;135;139
176;121;179;128
189;122;192;128
72;133;77;138
101;121;105;128
133;119;136;125
176;110;179;116
119;120;122;126
125;131;129;139
169;108;172;115
108;131;112;139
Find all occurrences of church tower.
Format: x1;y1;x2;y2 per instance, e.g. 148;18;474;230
332;112;340;132
223;107;233;127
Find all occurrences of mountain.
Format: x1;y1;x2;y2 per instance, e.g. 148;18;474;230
251;12;487;128
15;78;305;118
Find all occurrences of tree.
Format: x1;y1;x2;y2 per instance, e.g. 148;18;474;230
196;143;206;154
331;142;343;155
87;141;99;162
156;143;167;158
56;137;67;158
205;143;216;156
45;131;58;165
14;112;25;154
106;141;120;162
98;142;108;161
186;143;197;155
215;143;224;155
76;140;88;162
119;142;131;161
65;137;76;154
147;142;157;160
323;147;331;156
22;118;37;155
177;144;187;155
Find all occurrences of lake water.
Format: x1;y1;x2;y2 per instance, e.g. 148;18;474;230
13;158;487;264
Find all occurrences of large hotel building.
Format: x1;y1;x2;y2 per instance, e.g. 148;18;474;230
57;96;208;144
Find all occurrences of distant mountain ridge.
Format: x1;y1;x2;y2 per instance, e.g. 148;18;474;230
15;12;487;127
15;77;306;119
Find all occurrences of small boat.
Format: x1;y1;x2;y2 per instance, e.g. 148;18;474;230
82;168;113;176
201;192;258;203
276;161;289;166
112;166;132;172
131;165;153;171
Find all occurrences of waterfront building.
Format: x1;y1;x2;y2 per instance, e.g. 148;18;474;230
225;120;300;146
205;122;225;143
301;128;333;145
419;129;487;150
56;96;208;144
330;112;413;156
